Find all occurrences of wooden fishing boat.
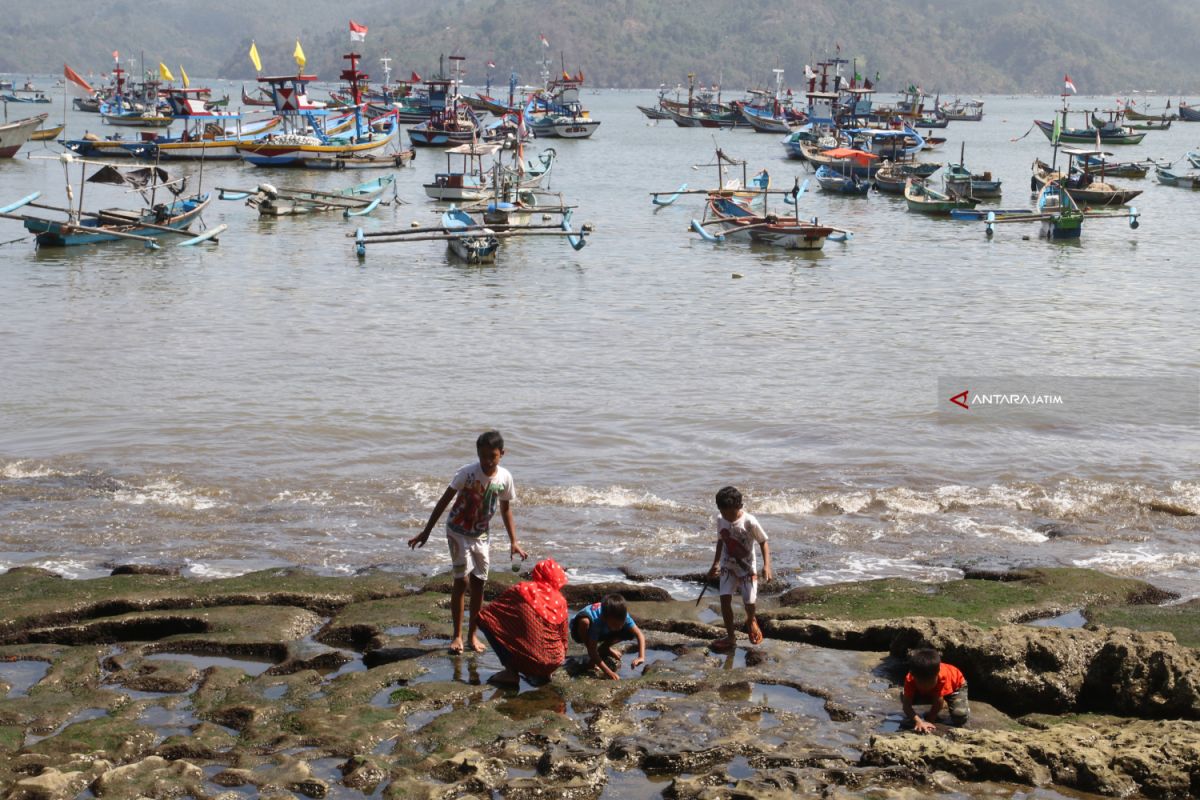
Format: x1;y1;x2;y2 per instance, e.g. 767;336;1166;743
1125;119;1171;131
30;123;65;141
904;176;978;214
944;163;1001;198
1034;118;1145;145
637;104;672;120
974;181;1140;241
1179;103;1200;122
1121;103;1176;122
2;92;51;104
814;148;876;195
424;142;500;201
0;113;48;157
300;149;414;170
220;174;396;216
691;195;840;250
939;97;984;121
1188;152;1200;169
1155;166;1200;189
352;204;588;259
442;206;499;263
1033;155;1142;207
1078;156;1152;179
526;69;601;138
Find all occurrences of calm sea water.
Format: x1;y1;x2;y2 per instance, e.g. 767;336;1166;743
1;85;1198;597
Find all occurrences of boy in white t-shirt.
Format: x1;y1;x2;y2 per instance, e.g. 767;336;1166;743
409;431;528;654
706;485;772;651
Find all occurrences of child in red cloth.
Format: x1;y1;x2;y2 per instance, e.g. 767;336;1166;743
901;648;970;732
477;558;570;687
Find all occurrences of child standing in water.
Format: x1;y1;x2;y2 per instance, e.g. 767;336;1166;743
707;486;772;650
409;431;528;654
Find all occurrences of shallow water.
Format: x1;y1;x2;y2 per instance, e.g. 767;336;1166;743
145;651;275;676
1;87;1197;598
0;660;49;698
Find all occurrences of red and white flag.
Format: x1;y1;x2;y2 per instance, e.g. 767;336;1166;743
487;60;496;69
349;20;367;42
1064;74;1077;94
539;33;549;48
64;63;93;97
112;50;120;63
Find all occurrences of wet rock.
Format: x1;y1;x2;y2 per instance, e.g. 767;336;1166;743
561;582;670;603
110;564;181;577
339;755;386;792
429;748;506;791
267;640;351;676
117;659;199;693
8;768;91;800
362;646;429;667
90;755;204;797
863;717;1200;797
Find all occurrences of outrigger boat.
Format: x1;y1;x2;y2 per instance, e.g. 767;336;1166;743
814;148;876;195
1155;165;1200;189
943;143;1002;199
237;53;399;168
904;176;979;215
690;193;847;251
0;112;48;158
649;147;792;208
217;174;396;217
351;203;589;260
872;161;941;194
974;181;1140;240
0;154;223;248
1032;148;1143;208
1034;112;1145;146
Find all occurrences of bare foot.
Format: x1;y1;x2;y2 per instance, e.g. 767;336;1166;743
747;618;764;645
469;635;487;653
710;637;735;652
448;637;464;654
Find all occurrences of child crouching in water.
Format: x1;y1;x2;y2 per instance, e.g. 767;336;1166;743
901;647;970;732
707;486;772;651
571;594;646;680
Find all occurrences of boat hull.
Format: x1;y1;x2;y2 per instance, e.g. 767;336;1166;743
23;194;211;247
0;113;48;158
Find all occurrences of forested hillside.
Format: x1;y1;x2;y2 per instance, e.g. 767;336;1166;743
4;0;1198;94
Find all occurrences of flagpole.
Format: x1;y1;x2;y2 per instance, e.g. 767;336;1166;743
62;68;68;135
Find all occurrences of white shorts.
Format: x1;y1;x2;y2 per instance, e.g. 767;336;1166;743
447;530;489;580
719;568;757;605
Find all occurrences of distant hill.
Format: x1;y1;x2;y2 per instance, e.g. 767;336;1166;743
4;0;1199;95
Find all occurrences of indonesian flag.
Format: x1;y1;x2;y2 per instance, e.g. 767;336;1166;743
349;20;368;42
539;33;549;48
64;63;93;97
112;50;119;63
1064;74;1077;94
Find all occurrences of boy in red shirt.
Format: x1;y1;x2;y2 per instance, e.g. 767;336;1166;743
901;648;969;732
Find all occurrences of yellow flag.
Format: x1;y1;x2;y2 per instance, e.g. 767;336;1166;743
179;64;190;88
249;41;262;72
159;62;175;82
293;40;306;70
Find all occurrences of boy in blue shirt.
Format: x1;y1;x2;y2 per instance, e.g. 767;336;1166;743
571;594;646;680
409;431;528;654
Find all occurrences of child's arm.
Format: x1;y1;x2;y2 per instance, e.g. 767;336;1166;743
760;540;773;583
630;624;646;669
902;692;936;733
499;499;528;560
707;539;724;578
409;487;456;549
927;694;946;722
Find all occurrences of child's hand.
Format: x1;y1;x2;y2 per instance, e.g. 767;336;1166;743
407;531;429;550
632;655;645;669
762;566;773;582
913;717;936;734
707;563;719;579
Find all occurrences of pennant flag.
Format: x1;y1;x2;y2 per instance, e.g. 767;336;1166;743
349;20;368;42
294;40;306;70
179;64;190;88
804;64;815;80
1064;74;1077;94
159;63;175;82
487;60;496;69
1051;113;1062;144
64;64;94;97
539;33;549;48
249;41;262;72
410;71;422;83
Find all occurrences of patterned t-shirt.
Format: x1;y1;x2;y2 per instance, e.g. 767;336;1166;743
445;463;515;538
717;511;768;578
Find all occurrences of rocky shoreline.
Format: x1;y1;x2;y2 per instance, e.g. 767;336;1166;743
0;566;1197;799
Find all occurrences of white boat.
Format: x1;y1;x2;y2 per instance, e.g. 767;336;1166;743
424;142;501;202
0;113;48;158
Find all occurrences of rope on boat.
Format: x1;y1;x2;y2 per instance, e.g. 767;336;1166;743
1009;123;1036;142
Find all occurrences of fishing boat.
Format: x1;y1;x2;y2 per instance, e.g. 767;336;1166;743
1078;155;1153;179
408;58;484;148
299;150;415;170
1121;102;1176;122
30;123;65;141
1;91;51;104
872;160;940;194
424;142;501;201
352;204;588;260
944;145;1002;199
1155;166;1200;189
0;113;48;157
1188;151;1200;169
237;54;400;167
0;157;218;248
690;194;841;250
107;89;284;161
939;97;984;121
1179;102;1200;122
1032;149;1143;208
904;176;978;215
219;174;395;216
526;64;601;138
1034;117;1145;146
1032;182;1084;239
814;148;876;195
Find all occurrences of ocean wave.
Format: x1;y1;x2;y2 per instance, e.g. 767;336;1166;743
529;485;686;512
1071;547;1200;574
792;555;963;587
0;461;81;480
111;479;221;511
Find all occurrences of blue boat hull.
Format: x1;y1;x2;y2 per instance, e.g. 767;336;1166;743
23;194;210;247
